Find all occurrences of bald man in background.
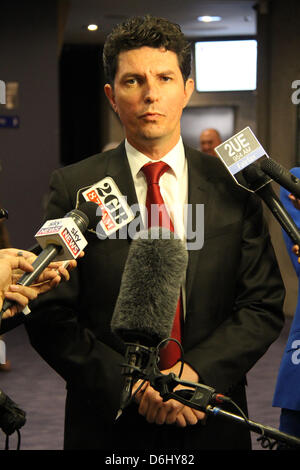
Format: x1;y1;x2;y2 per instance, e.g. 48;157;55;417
199;128;222;157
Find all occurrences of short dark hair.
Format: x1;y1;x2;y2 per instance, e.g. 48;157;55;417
103;15;191;85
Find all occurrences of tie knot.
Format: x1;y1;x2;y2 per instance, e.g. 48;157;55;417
141;161;170;186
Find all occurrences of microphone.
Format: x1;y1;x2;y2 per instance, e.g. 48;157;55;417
260;158;300;199
0;388;26;436
0;201;99;317
111;227;188;411
242;165;300;246
213;127;300;246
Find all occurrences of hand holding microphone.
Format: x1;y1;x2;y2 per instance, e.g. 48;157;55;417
0;248;84;321
0;249;49;319
0;201;99;322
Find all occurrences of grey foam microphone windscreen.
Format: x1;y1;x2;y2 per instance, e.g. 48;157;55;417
111;227;188;347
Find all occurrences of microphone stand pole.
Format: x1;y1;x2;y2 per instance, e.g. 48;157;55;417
204;405;300;449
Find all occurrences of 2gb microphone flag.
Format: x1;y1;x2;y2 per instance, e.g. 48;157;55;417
82;177;135;238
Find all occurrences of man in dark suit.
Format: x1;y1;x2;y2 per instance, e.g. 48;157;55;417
25;15;285;450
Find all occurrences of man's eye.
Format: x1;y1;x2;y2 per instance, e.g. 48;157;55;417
126;78;137;85
161;76;172;82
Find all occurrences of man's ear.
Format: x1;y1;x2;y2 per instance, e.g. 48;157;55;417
183;78;194;108
104;84;118;113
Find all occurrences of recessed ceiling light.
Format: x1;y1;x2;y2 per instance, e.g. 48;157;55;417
87;24;98;31
197;16;222;23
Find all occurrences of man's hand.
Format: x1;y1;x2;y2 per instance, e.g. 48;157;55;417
0;248;84;319
132;362;206;427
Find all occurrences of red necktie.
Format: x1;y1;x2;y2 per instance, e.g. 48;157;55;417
141;161;183;370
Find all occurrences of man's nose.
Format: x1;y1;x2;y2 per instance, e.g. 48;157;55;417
143;78;160;102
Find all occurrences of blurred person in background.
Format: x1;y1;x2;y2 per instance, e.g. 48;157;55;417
199;128;222;157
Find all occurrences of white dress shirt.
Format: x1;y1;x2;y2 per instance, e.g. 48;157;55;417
125;137;188;241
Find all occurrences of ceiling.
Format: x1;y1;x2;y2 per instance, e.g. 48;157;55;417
63;0;257;45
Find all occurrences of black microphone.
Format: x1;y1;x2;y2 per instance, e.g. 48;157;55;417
242;165;300;246
0;388;26;436
260;158;300;199
111;227;188;411
0;201;99;318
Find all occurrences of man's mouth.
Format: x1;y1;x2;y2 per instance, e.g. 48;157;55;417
139;112;163;120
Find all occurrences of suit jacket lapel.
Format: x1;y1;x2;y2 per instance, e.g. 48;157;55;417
103;142;144;242
185;146;213;304
105;141;138;210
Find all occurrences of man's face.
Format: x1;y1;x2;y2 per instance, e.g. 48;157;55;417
104;47;194;154
200;130;221;157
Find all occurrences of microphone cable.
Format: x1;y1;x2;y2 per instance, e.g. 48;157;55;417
4;429;22;450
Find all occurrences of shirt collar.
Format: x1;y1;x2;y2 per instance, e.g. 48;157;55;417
125;137;185;181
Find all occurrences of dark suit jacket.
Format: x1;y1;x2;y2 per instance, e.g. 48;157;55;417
25;142;285;449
